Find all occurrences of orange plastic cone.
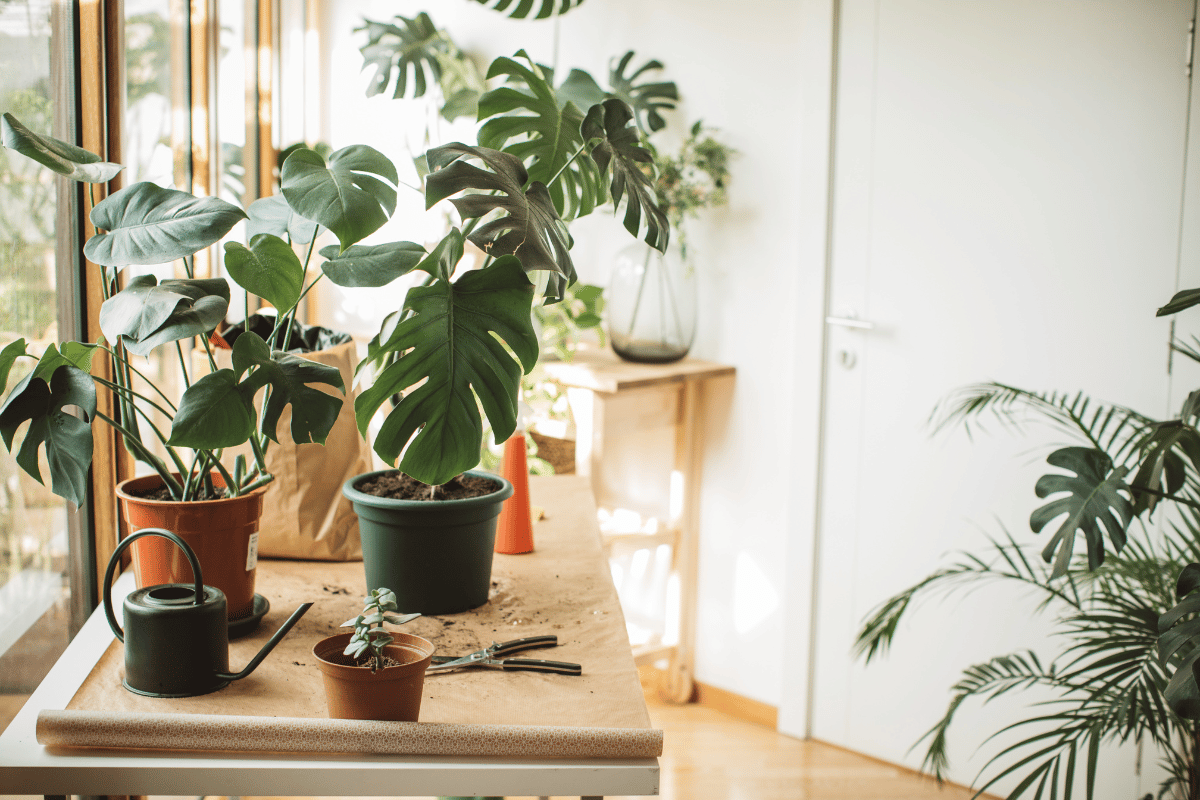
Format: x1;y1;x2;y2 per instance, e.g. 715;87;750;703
495;432;534;554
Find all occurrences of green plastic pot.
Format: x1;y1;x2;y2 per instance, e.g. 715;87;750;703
342;469;514;614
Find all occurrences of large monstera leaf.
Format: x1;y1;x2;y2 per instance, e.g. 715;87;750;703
319;241;427;288
0;356;97;507
1157;564;1200;718
582;99;670;252
1029;446;1133;578
355;235;537;485
224;234;304;311
608;52;678;134
99;275;230;356
1127;419;1200;516
280;145;398;252
425;143;576;301
470;0;587;18
246;195;323;245
232;331;345;445
358;13;444;99
478;52;602;221
1;113;122;183
85;183;247;267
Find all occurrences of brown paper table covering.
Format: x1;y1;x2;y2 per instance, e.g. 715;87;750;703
40;476;660;758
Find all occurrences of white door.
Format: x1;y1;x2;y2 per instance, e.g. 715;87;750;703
799;1;1194;795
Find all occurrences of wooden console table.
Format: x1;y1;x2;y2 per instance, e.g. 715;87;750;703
542;348;735;704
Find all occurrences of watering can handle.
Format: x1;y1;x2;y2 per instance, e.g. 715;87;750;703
102;528;204;643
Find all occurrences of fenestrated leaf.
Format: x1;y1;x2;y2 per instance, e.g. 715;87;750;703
0;339;28;394
478;51;602;221
246;194;323;244
85;182;247;266
556;69;607;113
357;13;444;99
355;255;537;485
318;241;426;288
425;143;576;301
1030;446;1133;578
99;275;230;356
1128;420;1199;516
1158;288;1200;317
231;331;345;445
583;99;670;253
470;0;586;19
281;145;398;252
607;51;678;134
224;234;304;311
1;113;122;183
0;364;96;507
167;369;256;449
1159;569;1200;718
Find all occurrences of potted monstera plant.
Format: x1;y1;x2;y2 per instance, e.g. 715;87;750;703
0;113;402;621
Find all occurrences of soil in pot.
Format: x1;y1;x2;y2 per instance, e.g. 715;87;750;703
313;631;434;721
356;472;500;501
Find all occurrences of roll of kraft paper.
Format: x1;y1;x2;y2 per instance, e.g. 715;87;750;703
36;710;664;759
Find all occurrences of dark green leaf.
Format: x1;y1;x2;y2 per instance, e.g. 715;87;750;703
469;0;587;19
167;369;256;449
1158;288;1200;317
1128;420;1197;515
85;182;247;266
582;98;670;252
607;51;678;133
30;342;97;383
1029;447;1132;577
1178;563;1200;600
357;13;443;99
319;241;426;287
281;145;398;252
355;255;537;485
224;234;304;311
99;275;230;356
232;331;345;445
1;112;122;183
246;195;323;244
0;339;28;394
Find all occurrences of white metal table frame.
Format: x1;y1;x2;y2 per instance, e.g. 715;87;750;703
0;572;659;799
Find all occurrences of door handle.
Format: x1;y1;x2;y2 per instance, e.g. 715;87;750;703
825;316;875;330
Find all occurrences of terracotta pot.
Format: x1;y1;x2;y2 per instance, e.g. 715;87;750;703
313;631;434;721
115;473;267;619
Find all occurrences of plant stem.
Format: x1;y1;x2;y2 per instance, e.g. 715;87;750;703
97;345;179;411
175;341;192;389
545;140;592;188
95;411;183;497
92;376;177;420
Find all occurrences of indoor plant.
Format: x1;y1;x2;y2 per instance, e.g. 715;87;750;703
312;587;432;721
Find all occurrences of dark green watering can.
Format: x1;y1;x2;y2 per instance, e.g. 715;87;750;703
103;528;311;698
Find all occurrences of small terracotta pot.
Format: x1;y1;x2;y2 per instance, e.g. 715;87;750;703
313;631;435;721
115;473;267;619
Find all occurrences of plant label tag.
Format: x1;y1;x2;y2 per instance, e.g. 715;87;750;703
246;533;259;571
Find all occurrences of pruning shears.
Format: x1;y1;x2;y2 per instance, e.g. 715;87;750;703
426;634;582;675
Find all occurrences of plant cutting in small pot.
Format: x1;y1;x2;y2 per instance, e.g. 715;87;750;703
0;114;415;620
313;588;432;721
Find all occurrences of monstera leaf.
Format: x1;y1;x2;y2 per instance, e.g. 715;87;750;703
224;234;304;311
608;52;678;134
0;339;28;394
1029;446;1133;577
0;361;96;507
319;242;426;288
85;183;247;267
583;99;670;252
99;275;230;356
231;331;345;444
358;13;445;99
478;52;602;221
425;143;576;300
246;195;323;244
1127;420;1200;515
1;113;122;183
281;145;398;252
167;369;257;449
355;236;537;485
470;0;586;18
1158;564;1200;718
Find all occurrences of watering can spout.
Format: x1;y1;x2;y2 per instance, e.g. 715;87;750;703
217;602;313;682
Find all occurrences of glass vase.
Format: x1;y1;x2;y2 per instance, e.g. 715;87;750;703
607;239;697;364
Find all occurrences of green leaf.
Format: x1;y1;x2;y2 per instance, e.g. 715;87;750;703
224;234;304;311
357;13;444;99
319;241;426;288
281;145;398;252
246;195;322;244
425;142;576;300
167;369;256;449
556;69;607;112
1;113;122;183
1128;420;1198;515
85;182;247;267
470;0;587;19
1029;447;1133;578
232;331;345;445
1158;288;1200;317
0;339;28;394
355;256;537;485
478;52;602;221
582;99;670;252
0;364;96;507
99;275;230;356
30;342;98;383
608;51;678;134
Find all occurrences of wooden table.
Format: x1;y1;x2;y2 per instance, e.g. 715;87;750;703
542;348;735;703
0;476;659;798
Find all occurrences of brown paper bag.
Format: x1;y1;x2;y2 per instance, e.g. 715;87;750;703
200;340;370;561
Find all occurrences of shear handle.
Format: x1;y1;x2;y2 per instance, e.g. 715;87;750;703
500;657;582;675
490;635;558;656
